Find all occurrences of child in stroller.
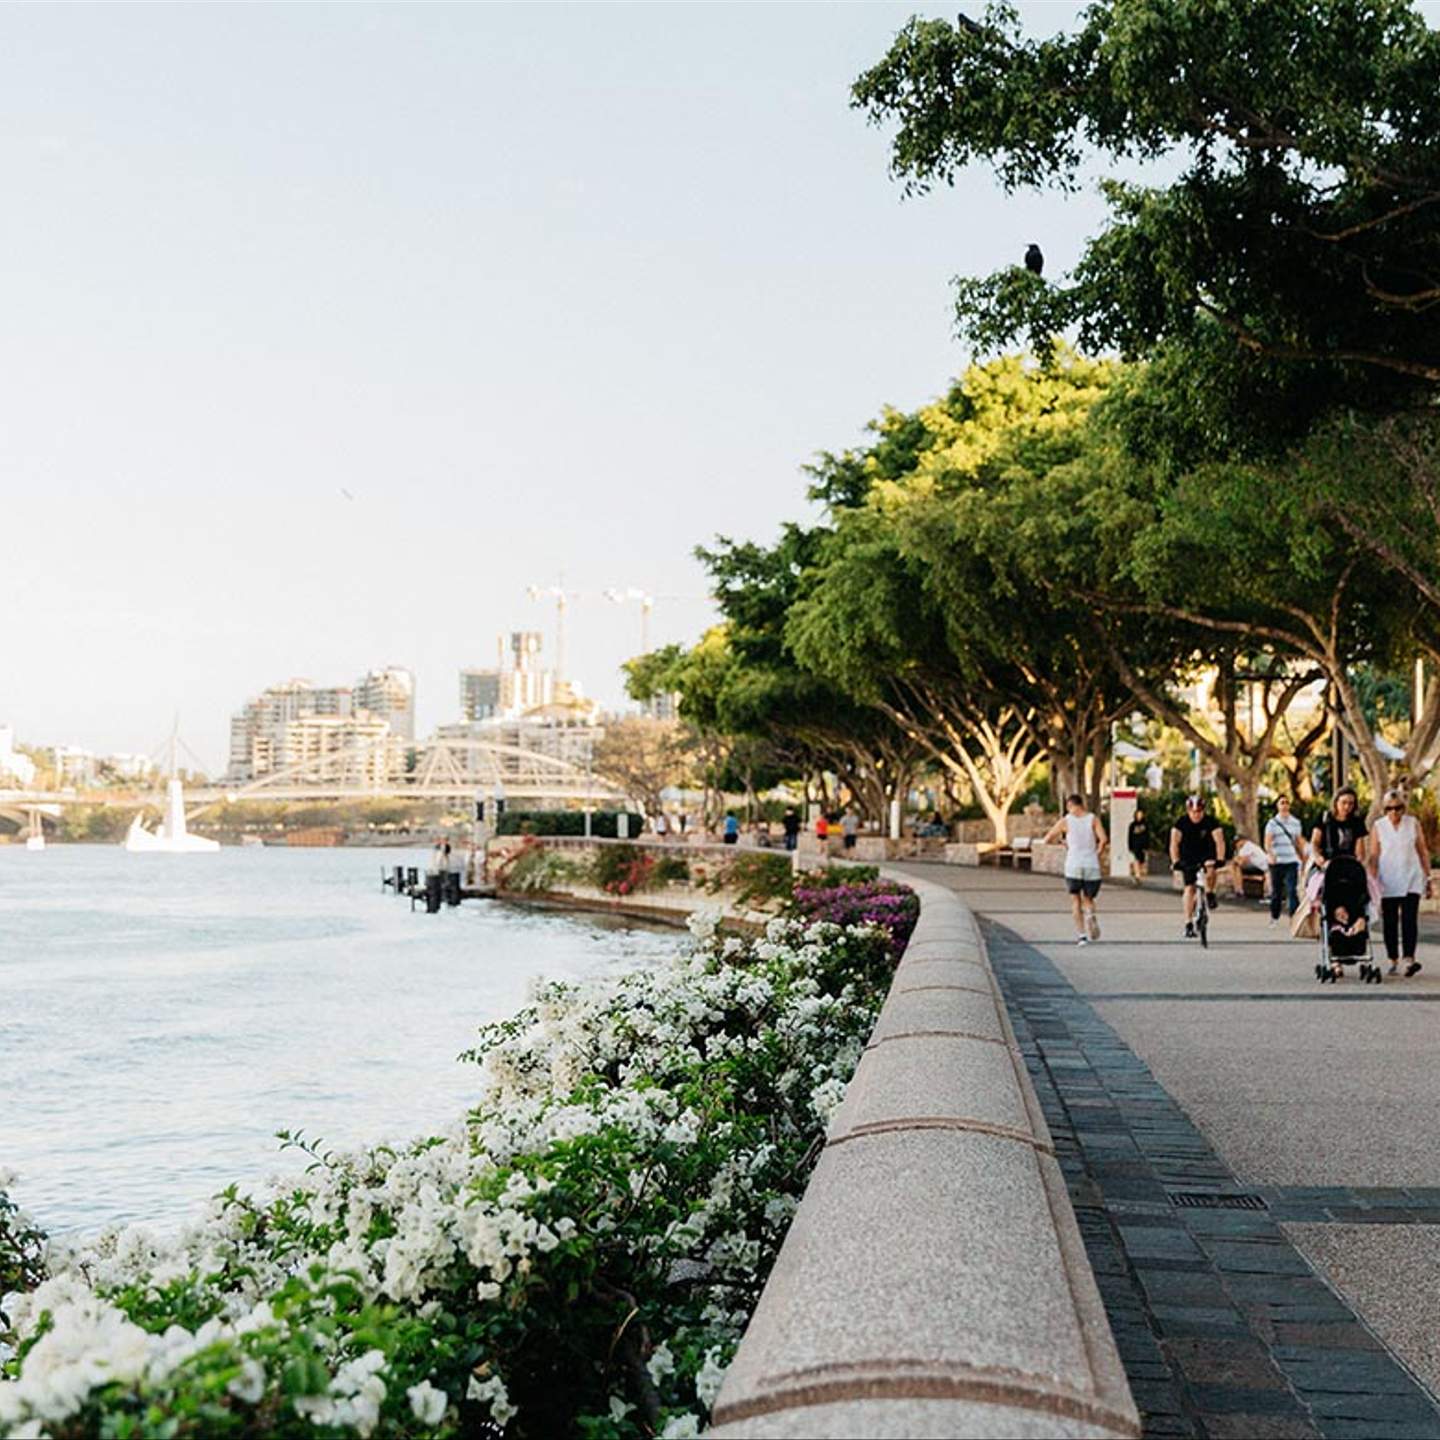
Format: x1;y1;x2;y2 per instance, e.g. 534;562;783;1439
1315;854;1382;984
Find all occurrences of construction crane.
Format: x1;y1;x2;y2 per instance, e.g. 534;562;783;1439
526;582;585;682
603;587;709;656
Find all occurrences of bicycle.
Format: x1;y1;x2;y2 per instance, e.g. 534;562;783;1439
1174;859;1216;948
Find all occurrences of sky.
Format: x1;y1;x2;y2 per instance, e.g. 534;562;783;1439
1;0;1113;773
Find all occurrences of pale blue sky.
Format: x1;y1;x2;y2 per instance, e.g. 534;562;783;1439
3;1;1111;770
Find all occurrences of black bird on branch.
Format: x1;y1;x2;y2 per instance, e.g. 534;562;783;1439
1024;243;1044;275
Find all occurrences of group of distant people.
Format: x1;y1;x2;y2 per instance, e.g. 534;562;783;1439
1044;788;1432;972
647;806;865;852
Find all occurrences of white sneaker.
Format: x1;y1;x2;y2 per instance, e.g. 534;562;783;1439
1268;917;1279;928
1077;935;1089;946
1088;915;1101;941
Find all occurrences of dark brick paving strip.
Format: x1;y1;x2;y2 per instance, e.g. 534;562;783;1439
985;920;1440;1440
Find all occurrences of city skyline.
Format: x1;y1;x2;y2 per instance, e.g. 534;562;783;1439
1;2;1106;771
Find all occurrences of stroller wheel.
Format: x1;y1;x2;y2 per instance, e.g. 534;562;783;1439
1315;962;1326;981
1359;963;1371;982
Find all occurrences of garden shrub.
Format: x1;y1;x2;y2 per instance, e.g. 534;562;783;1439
0;887;915;1439
503;844;585;895
788;879;920;958
588;844;656;897
712;852;795;908
497;812;643;840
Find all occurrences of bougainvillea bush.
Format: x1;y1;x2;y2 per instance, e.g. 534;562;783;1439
788;880;920;958
0;887;913;1439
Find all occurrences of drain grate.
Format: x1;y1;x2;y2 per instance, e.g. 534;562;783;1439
1169;1190;1268;1211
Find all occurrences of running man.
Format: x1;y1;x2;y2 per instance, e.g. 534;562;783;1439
1043;793;1108;945
1170;794;1226;939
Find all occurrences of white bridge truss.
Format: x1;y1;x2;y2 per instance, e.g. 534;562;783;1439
0;737;625;811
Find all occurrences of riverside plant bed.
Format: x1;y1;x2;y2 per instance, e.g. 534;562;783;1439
491;838;908;932
0;883;912;1439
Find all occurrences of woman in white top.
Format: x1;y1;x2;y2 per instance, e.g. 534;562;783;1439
1043;793;1109;946
1371;788;1431;977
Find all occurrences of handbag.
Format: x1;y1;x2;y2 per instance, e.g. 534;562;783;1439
1290;861;1320;939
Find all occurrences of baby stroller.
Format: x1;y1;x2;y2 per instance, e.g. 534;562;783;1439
1313;855;1381;984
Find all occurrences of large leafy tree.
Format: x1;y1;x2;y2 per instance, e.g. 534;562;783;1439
854;0;1440;444
790;351;1156;839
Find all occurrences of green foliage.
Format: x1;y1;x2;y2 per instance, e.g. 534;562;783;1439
715;852;796;907
497;811;643;840
503;845;586;895
0;1188;46;1302
586;843;648;895
855;1;1440;438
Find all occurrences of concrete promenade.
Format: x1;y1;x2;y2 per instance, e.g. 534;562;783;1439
894;862;1440;1440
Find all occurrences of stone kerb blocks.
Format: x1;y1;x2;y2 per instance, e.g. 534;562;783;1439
708;875;1140;1440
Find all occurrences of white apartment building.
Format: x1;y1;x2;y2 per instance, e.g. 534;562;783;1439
280;713;397;788
227;676;411;783
353;667;415;743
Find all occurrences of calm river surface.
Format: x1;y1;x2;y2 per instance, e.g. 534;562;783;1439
0;844;678;1235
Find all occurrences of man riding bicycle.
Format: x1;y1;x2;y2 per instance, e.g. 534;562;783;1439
1170;794;1227;940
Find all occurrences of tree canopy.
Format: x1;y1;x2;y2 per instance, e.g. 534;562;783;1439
854;0;1440;444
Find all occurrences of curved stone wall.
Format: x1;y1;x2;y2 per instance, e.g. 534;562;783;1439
708;872;1140;1440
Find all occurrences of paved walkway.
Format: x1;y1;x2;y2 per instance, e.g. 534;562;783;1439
895;863;1440;1440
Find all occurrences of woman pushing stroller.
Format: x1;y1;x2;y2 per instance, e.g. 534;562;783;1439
1308;787;1382;983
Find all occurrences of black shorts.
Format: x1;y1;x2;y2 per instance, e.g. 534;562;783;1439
1178;860;1216;887
1066;875;1102;898
843;833;857;848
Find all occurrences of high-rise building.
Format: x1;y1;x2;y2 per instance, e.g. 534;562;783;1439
353;667;415;743
226;679;358;782
460;669;503;722
458;633;560;723
281;713;396;787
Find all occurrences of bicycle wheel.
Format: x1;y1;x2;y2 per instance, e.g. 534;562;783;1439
1197;903;1209;949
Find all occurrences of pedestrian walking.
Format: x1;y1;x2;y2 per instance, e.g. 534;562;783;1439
1043;793;1108;945
1264;795;1306;923
841;808;859;851
1372;789;1430;977
1127;805;1150;887
1311;786;1369;865
815;813;829;851
653;811;669;841
782;807;800;852
722;811;740;845
441;838;453;873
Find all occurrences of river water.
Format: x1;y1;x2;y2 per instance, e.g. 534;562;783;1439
0;845;678;1235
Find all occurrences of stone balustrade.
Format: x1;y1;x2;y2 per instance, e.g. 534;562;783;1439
708;871;1140;1440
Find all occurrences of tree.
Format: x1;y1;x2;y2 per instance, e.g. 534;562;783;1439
697;524;926;826
591;717;691;818
854;1;1440;442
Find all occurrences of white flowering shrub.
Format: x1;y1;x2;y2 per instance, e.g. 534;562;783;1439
0;901;907;1439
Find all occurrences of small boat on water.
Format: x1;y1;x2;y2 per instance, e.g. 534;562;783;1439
124;777;220;853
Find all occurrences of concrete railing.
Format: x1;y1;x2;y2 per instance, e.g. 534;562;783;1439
708;871;1140;1440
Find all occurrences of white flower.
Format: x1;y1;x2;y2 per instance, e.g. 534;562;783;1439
694;1347;729;1408
468;1372;517;1425
609;1394;635;1421
646;1341;676;1385
227;1357;266;1405
407;1379;449;1425
661;1415;702;1438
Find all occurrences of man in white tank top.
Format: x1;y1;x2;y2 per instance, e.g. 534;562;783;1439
1043;794;1109;945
